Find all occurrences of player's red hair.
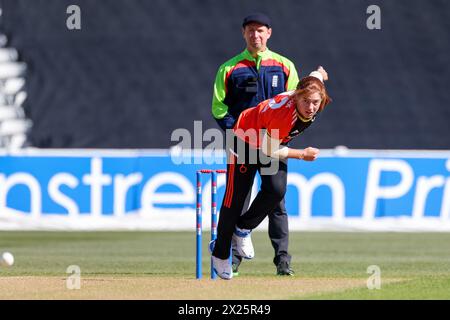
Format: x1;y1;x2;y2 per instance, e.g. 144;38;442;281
293;76;331;112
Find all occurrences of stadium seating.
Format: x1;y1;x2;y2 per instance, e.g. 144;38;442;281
2;77;25;95
0;25;30;149
0;117;30;145
0;48;18;62
0;105;20;120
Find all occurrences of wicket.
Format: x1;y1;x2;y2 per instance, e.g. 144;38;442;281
196;169;226;279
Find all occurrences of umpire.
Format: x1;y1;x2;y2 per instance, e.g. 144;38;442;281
211;13;298;276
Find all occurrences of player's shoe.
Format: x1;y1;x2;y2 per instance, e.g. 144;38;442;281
210;240;240;276
232;227;254;259
276;261;295;276
211;255;233;280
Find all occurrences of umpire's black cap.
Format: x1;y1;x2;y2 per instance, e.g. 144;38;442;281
242;13;271;28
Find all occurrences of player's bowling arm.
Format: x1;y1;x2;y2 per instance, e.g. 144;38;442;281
261;132;289;159
315;66;328;81
309;67;328;82
261;132;319;161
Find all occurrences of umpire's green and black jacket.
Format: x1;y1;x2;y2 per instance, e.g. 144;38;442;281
212;48;299;130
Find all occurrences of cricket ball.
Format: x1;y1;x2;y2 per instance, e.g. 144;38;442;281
0;252;14;267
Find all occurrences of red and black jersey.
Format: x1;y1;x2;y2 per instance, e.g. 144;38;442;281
233;91;315;148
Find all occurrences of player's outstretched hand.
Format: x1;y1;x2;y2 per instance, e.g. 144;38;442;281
302;147;320;161
317;66;328;81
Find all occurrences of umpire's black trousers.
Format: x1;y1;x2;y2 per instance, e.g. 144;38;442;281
213;141;289;263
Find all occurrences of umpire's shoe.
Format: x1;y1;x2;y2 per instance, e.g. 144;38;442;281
276;261;295;276
231;248;242;276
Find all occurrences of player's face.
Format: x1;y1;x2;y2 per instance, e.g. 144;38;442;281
242;23;272;53
296;92;322;119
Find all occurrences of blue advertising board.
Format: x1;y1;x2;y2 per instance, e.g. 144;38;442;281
0;149;449;230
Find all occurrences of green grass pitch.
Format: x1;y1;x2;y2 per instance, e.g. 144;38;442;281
1;231;450;299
